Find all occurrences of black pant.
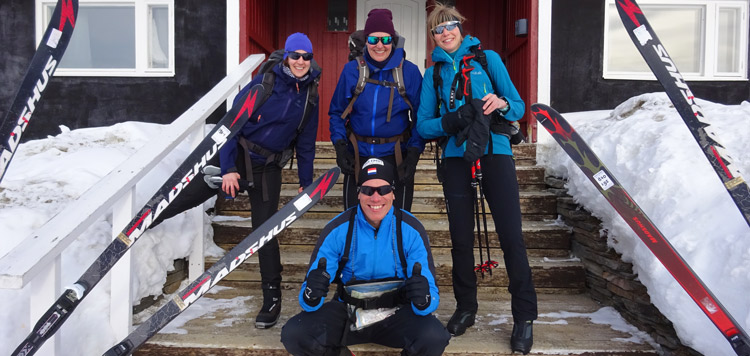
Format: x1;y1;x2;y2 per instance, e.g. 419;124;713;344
152;156;283;286
342;154;414;211
281;301;450;356
442;155;537;322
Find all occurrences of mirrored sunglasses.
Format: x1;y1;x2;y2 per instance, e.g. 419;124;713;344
358;185;394;196
366;36;393;45
432;21;460;35
287;51;313;61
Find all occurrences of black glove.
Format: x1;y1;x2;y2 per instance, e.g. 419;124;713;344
397;147;421;183
456;99;490;162
334;140;355;175
441;102;476;135
303;258;331;307
403;263;431;310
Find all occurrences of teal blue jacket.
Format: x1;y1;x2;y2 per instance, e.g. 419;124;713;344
416;36;524;157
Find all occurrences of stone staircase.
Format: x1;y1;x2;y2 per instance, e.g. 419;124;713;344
135;143;658;355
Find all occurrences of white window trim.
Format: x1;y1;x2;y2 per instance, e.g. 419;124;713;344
603;0;748;82
36;0;175;77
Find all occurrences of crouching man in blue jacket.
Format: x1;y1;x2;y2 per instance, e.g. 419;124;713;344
281;159;450;356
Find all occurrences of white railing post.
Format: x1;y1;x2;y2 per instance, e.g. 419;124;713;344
30;257;61;355
188;124;207;281
110;189;136;339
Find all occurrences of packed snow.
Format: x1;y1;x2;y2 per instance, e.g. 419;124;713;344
0;93;748;355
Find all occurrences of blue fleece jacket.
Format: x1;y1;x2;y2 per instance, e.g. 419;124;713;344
329;48;425;156
299;206;440;316
219;63;320;187
416;36;524;157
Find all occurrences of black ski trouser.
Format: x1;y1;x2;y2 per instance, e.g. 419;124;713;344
151;155;284;286
281;301;450;356
442;154;537;322
342;153;414;212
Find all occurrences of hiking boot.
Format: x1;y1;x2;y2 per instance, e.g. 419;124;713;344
510;319;533;354
446;309;475;336
255;284;281;329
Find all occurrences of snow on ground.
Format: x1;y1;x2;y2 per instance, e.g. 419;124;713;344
0;93;748;355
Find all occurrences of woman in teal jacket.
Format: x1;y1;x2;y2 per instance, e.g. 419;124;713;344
416;4;537;354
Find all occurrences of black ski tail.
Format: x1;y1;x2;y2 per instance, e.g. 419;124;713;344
615;0;750;229
531;103;750;356
10;82;269;356
0;0;78;183
103;168;340;356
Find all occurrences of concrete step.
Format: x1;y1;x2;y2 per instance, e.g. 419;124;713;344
212;217;572;257
135;283;657;356
280;161;546;188
216;188;558;219
204;245;586;291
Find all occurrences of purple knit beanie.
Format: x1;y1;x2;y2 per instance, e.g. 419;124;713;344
363;9;395;36
283;32;313;60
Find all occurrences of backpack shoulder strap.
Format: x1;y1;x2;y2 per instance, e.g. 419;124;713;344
334;207;358;284
341;56;369;119
432;62;444;118
395;208;407;278
391;59;414;118
469;45;499;95
296;77;320;136
259;71;276;105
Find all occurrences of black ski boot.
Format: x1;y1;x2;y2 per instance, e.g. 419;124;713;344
510;319;533;354
255;284;281;329
446;309;475;336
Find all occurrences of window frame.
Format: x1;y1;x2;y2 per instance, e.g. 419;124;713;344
603;0;748;81
36;0;175;77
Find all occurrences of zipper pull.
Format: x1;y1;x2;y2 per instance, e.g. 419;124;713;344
296;82;299;93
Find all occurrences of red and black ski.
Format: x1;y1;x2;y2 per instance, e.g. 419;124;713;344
0;0;78;183
531;103;750;356
11;83;268;356
103;167;340;356
615;0;750;229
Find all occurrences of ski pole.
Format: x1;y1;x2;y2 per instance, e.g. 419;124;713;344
471;161;485;278
475;159;498;275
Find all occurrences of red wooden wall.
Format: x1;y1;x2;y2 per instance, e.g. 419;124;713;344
240;0;538;142
454;0;537;142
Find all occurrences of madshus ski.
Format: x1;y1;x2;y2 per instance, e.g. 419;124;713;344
616;0;750;229
11;83;267;356
531;103;750;356
103;167;340;356
0;0;78;183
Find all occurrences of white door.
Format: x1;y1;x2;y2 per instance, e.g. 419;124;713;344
357;0;426;73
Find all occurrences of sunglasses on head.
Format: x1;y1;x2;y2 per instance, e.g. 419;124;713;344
432;21;460;35
358;185;394;196
287;51;313;61
366;36;393;45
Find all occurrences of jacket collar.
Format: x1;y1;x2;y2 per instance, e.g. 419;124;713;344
364;47;405;72
272;62;321;87
431;35;481;64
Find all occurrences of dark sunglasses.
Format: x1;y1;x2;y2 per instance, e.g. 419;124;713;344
287;51;313;61
358;185;394;196
432;21;460;35
366;36;393;45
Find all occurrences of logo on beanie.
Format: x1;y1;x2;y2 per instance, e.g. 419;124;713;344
362;158;385;169
367;167;377;175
